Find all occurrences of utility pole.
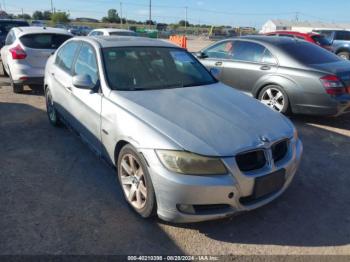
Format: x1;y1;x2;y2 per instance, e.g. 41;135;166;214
295;11;299;22
149;0;152;28
120;2;123;27
185;6;188;34
50;0;54;14
21;8;24;17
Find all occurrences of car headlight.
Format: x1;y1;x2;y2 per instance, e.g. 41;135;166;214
156;150;227;175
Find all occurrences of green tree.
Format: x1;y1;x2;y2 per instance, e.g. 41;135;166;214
51;12;70;24
32;11;43;20
43;11;52;20
102;9;120;23
178;20;189;27
17;13;31;20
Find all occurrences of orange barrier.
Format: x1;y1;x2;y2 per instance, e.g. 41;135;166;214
169;35;187;49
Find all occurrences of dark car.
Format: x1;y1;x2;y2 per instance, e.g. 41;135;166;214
195;36;350;116
0;19;29;49
265;31;332;51
314;30;350;60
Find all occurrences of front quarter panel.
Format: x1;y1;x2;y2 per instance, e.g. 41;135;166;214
101;94;182;166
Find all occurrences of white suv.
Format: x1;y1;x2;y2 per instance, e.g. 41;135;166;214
1;27;72;93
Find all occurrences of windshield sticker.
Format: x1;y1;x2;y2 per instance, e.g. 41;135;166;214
170;51;193;63
108;51;117;60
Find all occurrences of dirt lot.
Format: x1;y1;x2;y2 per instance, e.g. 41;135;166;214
1;65;350;255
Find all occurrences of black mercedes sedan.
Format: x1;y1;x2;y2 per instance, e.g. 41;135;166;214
195;36;350;116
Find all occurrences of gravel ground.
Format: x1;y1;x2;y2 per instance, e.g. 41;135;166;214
0;66;350;255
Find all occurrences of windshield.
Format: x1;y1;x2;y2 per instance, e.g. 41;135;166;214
109;31;137;36
102;47;217;91
279;41;340;65
311;35;331;46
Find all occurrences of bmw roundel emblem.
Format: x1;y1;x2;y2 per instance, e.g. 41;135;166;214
260;136;270;143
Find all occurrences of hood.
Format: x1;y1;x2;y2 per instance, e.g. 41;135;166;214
109;83;294;156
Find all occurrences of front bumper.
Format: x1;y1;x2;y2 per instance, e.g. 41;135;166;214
140;138;303;223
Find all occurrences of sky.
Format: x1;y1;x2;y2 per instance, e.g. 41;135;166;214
4;0;350;28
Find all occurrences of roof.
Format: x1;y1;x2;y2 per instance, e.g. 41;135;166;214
80;36;178;48
93;28;134;33
269;19;350;30
266;31;319;37
239;35;302;45
14;26;72;36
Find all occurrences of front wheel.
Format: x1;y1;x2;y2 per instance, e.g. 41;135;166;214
117;144;156;218
258;85;290;114
45;88;62;127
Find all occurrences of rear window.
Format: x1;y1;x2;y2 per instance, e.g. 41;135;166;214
20;34;72;49
109;31;137;36
0;21;29;35
279;41;340;65
311;35;331;46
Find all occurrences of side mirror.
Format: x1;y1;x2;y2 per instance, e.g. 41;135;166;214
72;74;95;90
194;51;208;59
210;68;221;80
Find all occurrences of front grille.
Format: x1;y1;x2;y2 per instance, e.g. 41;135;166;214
272;140;288;162
236;150;266;172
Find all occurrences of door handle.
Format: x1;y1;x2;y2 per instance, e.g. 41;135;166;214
66;86;72;92
260;65;271;71
215;61;223;66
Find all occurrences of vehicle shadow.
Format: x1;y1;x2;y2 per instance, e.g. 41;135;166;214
161;114;350;247
0;102;183;255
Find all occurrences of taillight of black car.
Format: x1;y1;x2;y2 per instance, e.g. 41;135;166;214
320;75;348;95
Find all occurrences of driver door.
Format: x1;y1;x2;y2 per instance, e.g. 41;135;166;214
70;43;102;154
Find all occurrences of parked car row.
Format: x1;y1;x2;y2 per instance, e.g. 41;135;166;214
0;23;349;223
195;36;350;116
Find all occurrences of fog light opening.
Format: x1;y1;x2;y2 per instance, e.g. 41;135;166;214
177;204;196;214
228;192;234;199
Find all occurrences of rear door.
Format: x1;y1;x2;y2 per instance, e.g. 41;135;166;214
220;40;278;93
19;33;72;69
198;40;234;79
70;42;102;153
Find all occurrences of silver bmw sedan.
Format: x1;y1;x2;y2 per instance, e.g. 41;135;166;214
44;36;303;223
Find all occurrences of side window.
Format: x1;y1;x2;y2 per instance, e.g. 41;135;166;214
5;31;15;45
55;41;80;73
262;49;277;64
232;41;266;63
204;41;234;59
73;43;99;86
335;31;350;41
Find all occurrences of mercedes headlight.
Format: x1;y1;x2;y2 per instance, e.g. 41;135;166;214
156;150;227;175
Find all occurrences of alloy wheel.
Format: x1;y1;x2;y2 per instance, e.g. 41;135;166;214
260;87;285;112
119;154;147;210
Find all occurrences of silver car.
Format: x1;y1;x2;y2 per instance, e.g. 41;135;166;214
44;36;303;223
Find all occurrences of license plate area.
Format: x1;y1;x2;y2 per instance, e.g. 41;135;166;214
253;169;286;199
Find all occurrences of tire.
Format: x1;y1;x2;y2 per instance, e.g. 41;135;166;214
258;85;290;114
45;88;62;127
117;144;156;218
9;74;23;93
337;52;350;60
1;61;8;77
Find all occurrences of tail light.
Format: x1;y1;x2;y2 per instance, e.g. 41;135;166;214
9;44;27;60
320;75;347;95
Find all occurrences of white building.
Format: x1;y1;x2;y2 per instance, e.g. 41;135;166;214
260;19;350;34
